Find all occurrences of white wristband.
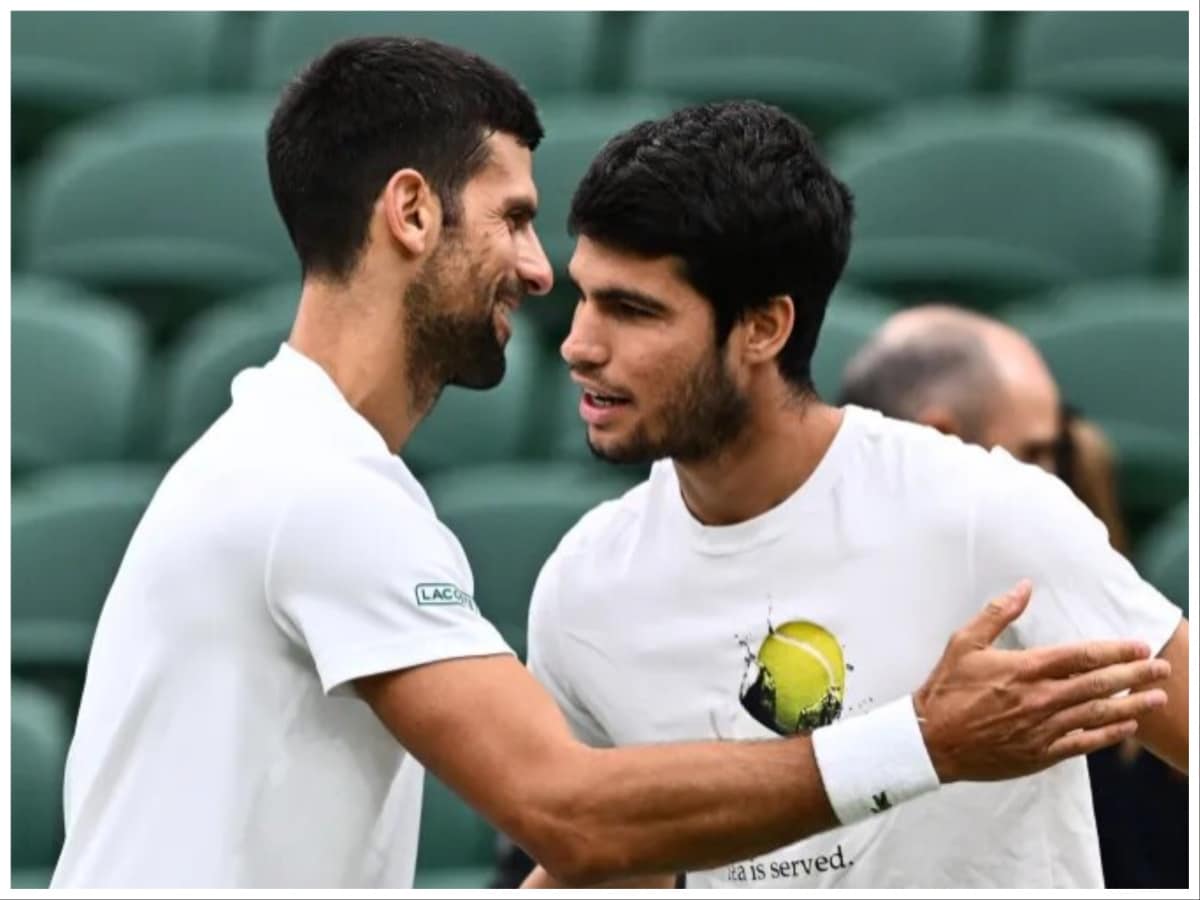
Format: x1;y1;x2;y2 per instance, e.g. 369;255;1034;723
810;694;940;826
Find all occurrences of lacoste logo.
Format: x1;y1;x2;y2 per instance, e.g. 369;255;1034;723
414;583;476;611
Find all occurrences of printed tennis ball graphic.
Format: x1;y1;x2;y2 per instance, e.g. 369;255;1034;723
740;621;845;735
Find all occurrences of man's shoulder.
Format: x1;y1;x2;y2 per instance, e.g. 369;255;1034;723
285;454;442;528
176;437;443;550
843;407;999;502
852;406;990;467
858;411;1104;565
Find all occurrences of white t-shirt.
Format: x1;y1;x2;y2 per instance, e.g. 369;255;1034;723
527;405;1180;889
52;344;511;888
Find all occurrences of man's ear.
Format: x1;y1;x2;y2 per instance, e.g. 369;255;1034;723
740;294;795;367
916;405;963;438
382;169;441;258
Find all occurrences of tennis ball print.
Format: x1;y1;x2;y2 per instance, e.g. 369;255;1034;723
740;621;845;735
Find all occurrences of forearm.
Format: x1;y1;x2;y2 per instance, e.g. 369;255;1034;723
1136;620;1188;773
361;608;1167;886
523;735;835;883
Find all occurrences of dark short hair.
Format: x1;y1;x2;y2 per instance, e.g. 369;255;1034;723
568;99;854;391
267;36;543;280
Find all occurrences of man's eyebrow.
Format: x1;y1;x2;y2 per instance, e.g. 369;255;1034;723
503;198;538;220
566;272;670;311
590;285;671;313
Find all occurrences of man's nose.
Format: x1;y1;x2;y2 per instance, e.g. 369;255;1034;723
517;228;554;296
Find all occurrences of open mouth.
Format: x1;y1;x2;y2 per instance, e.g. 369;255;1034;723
583;391;630;408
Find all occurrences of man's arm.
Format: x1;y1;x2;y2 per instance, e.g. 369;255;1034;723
1135;618;1188;772
969;446;1187;775
1058;419;1187;772
356;581;1168;886
519;593;1186;891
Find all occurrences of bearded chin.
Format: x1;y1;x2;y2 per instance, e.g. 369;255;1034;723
586;353;750;465
404;270;508;395
446;311;507;390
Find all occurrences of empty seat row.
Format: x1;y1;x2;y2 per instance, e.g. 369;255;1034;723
11;279;582;475
13;12;1188;161
13;275;1189;506
13;96;1185;337
830;99;1169;304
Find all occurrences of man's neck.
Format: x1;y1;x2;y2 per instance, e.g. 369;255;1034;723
673;397;844;527
287;277;436;455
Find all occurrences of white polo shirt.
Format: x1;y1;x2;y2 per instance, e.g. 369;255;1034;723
52;344;511;888
528;405;1181;889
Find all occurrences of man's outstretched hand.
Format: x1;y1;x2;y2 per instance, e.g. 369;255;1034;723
915;580;1169;783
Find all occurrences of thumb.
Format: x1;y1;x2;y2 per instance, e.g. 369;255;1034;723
961;579;1033;647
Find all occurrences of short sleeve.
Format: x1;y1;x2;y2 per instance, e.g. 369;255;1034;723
526;549;613;748
265;462;512;696
971;449;1181;655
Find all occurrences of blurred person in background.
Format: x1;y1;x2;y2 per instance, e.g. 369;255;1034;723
840;304;1188;888
49;37;1159;889
839;304;1128;550
519;99;1187;889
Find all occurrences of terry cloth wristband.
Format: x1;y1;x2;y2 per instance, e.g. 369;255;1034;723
810;694;940;825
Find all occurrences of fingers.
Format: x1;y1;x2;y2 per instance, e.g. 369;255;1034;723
1045;720;1140;762
1045;658;1170;708
1042;688;1168;741
957;580;1033;647
1024;639;1153;679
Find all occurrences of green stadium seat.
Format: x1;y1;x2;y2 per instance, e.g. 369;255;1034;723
25;98;297;333
11;278;148;474
426;462;636;653
11;465;164;669
1138;503;1189;616
157;298;294;460
1011;12;1188;163
1006;280;1187;524
404;316;550;477
812;286;898;402
413;772;497;889
11;11;226;160
11;681;70;889
627;12;985;133
252;12;603;95
829;99;1168;304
